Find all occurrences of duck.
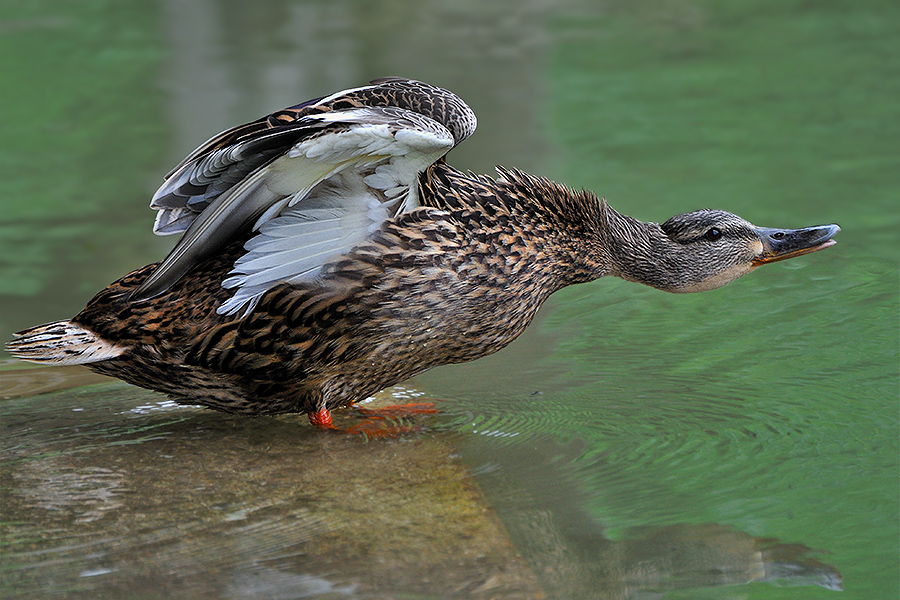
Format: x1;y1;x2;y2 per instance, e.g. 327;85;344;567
7;77;840;428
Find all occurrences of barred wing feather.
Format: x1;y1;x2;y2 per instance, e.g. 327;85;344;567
132;103;459;317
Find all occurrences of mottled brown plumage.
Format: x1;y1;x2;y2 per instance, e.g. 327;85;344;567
7;79;839;425
64;163;606;415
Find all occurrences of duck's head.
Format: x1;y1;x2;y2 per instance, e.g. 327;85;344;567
603;206;840;293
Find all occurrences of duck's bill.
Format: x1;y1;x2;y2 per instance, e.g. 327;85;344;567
752;224;841;266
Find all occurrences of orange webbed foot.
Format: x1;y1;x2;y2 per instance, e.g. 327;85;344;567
307;403;439;437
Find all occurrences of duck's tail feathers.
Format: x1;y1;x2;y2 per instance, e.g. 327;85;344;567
6;320;126;365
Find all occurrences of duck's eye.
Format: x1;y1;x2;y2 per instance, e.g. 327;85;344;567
705;227;722;241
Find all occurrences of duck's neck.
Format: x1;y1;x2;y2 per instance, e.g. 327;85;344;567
600;203;696;292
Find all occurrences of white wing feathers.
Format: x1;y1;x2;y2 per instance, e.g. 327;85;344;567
135;105;457;317
217;173;387;315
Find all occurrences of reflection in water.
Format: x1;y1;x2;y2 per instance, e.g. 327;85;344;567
0;363;110;400
456;430;842;598
225;569;357;599
1;385;545;599
15;463;126;524
2;379;842;599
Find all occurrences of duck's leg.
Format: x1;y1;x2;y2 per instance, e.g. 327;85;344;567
307;408;335;429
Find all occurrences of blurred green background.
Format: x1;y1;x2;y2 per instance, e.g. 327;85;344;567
1;0;897;598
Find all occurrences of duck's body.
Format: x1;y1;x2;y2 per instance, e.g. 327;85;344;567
62;161;606;415
8;78;839;425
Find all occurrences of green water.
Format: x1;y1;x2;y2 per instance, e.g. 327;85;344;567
1;1;897;599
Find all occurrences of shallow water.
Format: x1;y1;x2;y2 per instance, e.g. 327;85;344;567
1;1;898;599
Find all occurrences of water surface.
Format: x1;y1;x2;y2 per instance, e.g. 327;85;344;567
2;1;897;598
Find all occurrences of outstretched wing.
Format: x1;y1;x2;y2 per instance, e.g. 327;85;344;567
131;78;476;315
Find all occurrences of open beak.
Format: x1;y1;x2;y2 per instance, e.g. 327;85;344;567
752;224;841;266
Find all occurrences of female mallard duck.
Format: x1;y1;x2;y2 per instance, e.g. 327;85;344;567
8;77;839;427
